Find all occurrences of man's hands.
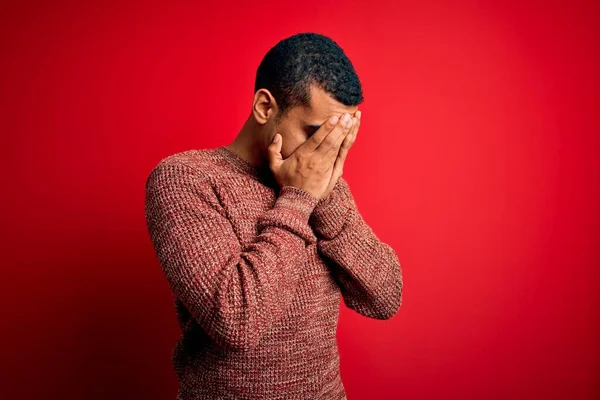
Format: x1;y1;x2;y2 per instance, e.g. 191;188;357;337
268;111;359;200
320;110;360;199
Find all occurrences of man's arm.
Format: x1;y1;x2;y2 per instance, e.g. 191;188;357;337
309;176;403;320
145;161;319;352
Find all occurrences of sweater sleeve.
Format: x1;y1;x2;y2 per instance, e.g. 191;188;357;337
309;176;403;320
144;162;319;352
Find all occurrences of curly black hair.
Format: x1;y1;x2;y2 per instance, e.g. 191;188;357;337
254;32;364;124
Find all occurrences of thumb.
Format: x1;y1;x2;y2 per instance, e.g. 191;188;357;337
268;133;283;171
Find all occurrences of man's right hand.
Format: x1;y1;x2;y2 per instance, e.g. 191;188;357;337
267;112;356;200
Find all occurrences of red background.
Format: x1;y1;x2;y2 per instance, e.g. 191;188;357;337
2;1;598;399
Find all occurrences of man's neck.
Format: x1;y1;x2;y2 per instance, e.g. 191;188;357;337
226;120;269;170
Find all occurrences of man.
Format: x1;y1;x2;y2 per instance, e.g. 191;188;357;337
145;32;403;400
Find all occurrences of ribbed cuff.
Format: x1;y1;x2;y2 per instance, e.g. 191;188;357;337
276;186;320;220
256;186;319;244
310;183;352;240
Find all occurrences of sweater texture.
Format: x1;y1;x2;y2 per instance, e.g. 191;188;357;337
144;145;403;400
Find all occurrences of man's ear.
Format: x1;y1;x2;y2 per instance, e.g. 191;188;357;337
252;89;277;125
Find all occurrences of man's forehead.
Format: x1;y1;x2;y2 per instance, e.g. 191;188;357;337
302;86;358;123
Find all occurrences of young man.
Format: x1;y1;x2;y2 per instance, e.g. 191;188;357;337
145;32;403;400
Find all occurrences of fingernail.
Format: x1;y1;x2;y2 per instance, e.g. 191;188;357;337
356;110;361;119
330;115;339;125
341;113;350;122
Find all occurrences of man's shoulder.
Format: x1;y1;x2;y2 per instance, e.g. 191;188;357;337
151;147;220;179
154;148;218;176
144;149;225;219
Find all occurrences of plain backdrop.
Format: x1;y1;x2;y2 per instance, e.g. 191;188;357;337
1;0;598;399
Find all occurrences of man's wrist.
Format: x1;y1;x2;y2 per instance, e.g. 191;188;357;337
310;179;351;239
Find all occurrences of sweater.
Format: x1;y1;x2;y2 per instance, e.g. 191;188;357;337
144;145;403;400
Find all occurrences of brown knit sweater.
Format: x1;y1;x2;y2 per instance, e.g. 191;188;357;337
144;145;403;400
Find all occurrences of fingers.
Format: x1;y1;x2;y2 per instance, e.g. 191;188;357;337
299;115;339;153
300;112;351;155
342;110;360;149
315;113;354;162
323;112;354;151
324;115;353;162
335;110;361;152
336;112;360;165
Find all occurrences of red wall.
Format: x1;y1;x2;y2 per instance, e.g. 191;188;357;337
2;1;598;399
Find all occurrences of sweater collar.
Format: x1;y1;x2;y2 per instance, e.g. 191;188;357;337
215;145;274;182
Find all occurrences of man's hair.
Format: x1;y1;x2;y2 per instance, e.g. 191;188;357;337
254;32;364;124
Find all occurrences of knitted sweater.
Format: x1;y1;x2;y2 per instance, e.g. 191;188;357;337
144;145;403;400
